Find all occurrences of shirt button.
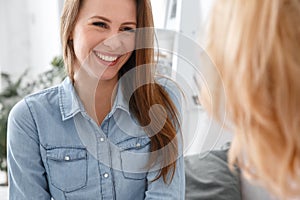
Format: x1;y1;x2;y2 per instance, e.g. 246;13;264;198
136;143;141;147
103;173;109;178
100;137;105;142
64;156;70;161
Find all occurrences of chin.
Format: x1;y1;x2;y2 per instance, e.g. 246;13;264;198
97;72;119;82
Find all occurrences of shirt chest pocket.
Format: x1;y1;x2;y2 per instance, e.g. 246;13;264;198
120;138;151;180
46;147;88;192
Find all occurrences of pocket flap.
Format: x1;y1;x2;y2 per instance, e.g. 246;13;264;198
47;147;86;161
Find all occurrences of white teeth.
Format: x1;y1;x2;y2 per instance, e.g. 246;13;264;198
95;52;118;62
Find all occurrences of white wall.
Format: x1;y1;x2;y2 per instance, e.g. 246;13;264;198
27;0;61;75
151;0;168;28
0;1;30;77
154;0;232;155
181;0;233;155
0;1;61;80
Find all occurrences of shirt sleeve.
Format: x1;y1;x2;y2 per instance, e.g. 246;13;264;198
145;155;185;200
145;78;185;199
7;99;51;200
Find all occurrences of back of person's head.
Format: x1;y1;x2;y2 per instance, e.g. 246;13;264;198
204;0;300;198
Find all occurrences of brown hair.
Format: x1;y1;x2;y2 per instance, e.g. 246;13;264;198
204;0;300;198
61;0;180;183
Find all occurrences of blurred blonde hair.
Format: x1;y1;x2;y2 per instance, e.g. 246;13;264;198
204;0;300;198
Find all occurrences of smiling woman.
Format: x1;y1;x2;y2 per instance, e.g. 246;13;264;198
7;0;185;199
70;0;137;81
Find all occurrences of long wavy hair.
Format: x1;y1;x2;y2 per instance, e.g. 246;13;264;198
60;0;180;183
204;0;300;198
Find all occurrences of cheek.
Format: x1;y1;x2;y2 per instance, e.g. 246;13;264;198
118;51;133;70
128;40;136;52
72;30;97;63
122;35;136;53
73;35;87;63
125;52;133;61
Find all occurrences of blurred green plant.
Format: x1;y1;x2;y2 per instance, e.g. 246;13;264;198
0;56;65;185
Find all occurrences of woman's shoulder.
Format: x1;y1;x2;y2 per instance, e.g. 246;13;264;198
10;84;62;119
25;84;60;102
7;86;62;147
155;76;183;109
156;76;179;90
156;76;182;95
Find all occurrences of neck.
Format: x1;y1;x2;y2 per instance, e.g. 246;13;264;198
73;68;118;125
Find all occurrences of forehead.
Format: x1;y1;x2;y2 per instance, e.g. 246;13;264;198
79;0;137;22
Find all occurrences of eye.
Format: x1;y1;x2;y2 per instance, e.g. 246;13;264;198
120;27;136;33
92;22;108;29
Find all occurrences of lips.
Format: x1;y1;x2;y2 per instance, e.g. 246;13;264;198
94;51;118;62
93;51;122;66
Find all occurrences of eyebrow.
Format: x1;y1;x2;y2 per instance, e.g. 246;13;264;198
90;16;137;26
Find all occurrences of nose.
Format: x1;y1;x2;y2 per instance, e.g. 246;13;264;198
102;32;122;51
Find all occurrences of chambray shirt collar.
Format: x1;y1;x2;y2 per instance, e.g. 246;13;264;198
59;77;130;121
108;80;131;118
59;77;83;121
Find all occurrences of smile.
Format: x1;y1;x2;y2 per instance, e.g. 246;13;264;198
94;51;119;62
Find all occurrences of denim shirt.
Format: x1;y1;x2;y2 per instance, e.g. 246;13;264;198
7;77;185;200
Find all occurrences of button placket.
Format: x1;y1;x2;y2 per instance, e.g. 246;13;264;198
96;123;114;199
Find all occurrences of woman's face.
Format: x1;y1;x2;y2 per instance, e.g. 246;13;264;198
71;0;137;81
